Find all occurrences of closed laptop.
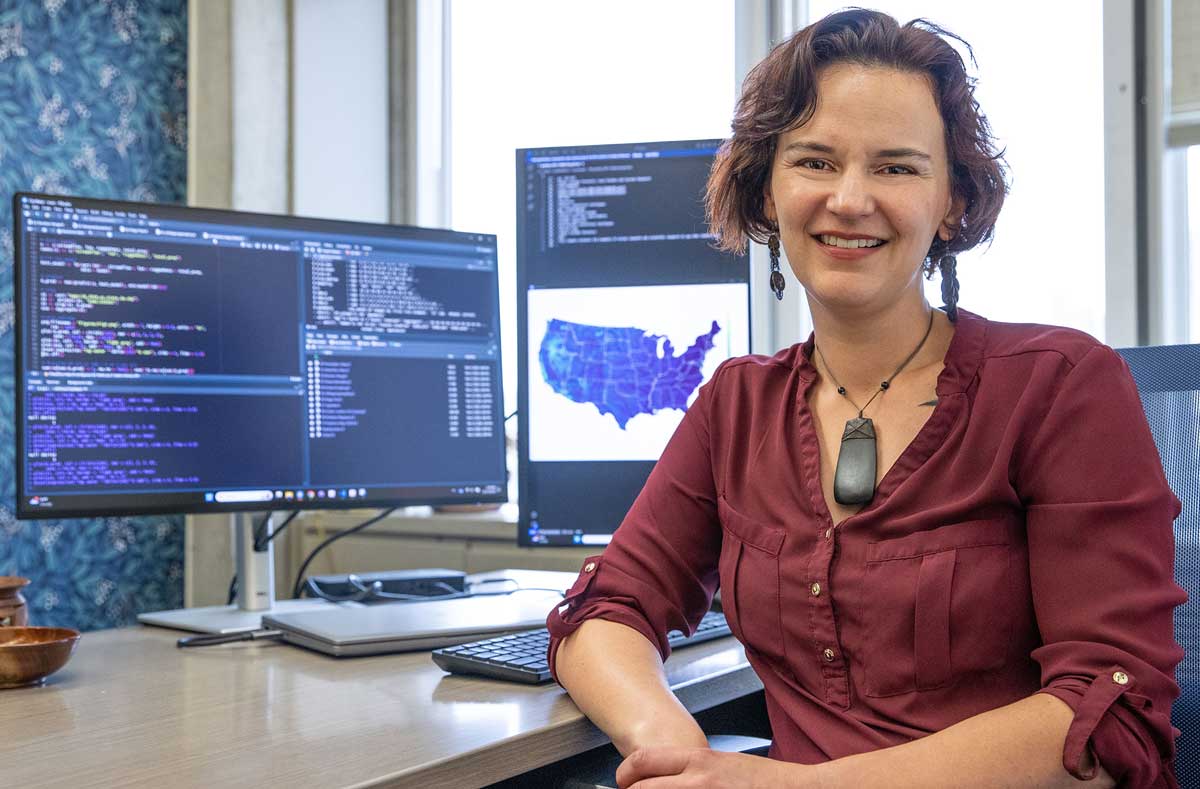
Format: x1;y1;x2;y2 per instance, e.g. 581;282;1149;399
263;590;564;656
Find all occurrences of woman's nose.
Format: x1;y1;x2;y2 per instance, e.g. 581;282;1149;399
826;172;875;217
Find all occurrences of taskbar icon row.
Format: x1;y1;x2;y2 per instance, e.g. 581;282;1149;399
203;487;369;504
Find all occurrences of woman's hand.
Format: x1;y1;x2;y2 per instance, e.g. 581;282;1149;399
615;746;816;788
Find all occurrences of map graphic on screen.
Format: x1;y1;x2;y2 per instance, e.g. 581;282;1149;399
527;283;749;462
538;318;721;429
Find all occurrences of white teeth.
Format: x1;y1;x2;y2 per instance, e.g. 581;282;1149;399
818;234;884;249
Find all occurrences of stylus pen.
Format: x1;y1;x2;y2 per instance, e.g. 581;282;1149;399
177;629;284;648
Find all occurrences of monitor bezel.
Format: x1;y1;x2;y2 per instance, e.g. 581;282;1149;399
12;191;508;520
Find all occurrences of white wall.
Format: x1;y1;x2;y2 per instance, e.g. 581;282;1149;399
292;0;390;222
231;0;290;214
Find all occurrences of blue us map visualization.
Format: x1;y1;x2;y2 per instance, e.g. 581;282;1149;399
538;319;722;429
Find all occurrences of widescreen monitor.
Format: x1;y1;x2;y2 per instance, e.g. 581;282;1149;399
516;139;751;547
13;193;507;522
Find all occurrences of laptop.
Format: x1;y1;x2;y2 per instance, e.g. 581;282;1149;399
262;589;565;657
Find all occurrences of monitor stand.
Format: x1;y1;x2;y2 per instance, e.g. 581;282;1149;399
138;512;335;634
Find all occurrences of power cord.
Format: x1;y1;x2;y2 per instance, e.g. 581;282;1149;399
291;508;398;599
256;510;299;550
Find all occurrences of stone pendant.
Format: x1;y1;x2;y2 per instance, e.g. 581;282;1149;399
833;417;877;505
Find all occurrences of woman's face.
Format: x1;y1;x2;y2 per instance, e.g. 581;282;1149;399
764;63;959;319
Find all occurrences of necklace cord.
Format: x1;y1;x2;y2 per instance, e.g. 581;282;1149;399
815;310;936;417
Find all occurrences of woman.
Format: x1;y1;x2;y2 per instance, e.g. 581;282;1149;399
546;10;1183;788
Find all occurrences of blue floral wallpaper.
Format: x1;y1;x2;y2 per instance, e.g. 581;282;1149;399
0;0;187;631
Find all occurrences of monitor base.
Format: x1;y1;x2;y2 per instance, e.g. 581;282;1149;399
139;512;330;634
138;598;337;635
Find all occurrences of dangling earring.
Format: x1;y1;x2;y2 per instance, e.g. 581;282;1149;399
939;254;959;323
768;233;785;301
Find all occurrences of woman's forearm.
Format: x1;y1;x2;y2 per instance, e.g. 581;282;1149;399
813;693;1113;788
555;618;708;756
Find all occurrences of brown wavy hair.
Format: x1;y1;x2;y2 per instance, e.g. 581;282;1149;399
705;8;1007;269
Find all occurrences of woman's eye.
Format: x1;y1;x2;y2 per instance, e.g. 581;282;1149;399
798;159;831;171
881;164;916;175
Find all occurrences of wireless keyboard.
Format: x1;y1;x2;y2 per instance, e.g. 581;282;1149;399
431;610;733;684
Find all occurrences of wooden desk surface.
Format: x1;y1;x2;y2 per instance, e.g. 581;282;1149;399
0;624;759;788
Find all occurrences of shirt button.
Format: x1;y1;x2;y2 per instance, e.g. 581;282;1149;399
822;648;836;662
824;527;833;540
1113;671;1129;685
810;582;822;597
583;562;596;573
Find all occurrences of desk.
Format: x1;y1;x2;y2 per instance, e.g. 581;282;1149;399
0;624;761;787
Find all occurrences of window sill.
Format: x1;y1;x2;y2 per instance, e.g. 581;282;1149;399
297;503;519;542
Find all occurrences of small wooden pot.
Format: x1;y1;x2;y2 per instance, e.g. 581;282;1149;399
0;577;31;627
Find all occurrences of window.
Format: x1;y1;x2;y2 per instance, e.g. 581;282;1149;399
448;0;736;404
807;2;1108;340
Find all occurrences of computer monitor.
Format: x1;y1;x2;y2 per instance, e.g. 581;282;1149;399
13;192;507;630
516;139;750;547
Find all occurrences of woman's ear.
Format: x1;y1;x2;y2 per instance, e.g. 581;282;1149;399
764;185;777;225
938;194;965;242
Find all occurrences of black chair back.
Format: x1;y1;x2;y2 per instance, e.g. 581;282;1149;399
1116;344;1200;784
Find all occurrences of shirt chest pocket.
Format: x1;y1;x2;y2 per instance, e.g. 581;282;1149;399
862;520;1021;697
717;496;786;662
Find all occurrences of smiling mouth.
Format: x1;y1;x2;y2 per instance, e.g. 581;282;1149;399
815;234;887;249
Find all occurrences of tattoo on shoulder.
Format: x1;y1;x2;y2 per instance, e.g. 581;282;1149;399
918;398;938;408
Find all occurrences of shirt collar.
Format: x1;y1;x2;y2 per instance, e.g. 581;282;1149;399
938;307;986;395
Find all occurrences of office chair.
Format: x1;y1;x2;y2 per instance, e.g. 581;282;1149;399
1116;343;1200;786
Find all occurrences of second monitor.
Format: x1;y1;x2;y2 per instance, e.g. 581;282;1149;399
517;139;751;547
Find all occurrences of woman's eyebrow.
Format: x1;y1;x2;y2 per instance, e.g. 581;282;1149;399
780;141;932;162
781;140;836;154
874;147;932;162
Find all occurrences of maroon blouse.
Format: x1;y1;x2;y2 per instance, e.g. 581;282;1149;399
546;310;1185;787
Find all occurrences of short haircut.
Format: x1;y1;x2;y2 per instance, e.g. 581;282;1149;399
706;8;1007;267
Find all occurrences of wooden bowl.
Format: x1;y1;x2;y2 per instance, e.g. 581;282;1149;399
0;627;81;689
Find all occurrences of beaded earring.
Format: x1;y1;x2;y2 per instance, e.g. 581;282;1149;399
768;233;785;300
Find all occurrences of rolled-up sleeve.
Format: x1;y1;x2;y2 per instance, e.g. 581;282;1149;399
1018;345;1186;786
546;364;728;685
